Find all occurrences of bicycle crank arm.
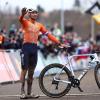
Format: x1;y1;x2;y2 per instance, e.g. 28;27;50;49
78;86;83;92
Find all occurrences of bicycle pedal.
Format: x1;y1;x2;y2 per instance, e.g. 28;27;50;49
78;86;83;92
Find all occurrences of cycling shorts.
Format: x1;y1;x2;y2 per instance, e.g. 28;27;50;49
21;43;38;70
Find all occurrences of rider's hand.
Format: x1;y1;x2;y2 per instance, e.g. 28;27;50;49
21;7;28;16
59;43;70;48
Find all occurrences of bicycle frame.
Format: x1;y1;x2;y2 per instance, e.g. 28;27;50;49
68;53;100;80
54;53;100;84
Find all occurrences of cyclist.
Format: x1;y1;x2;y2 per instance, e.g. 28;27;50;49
19;7;66;99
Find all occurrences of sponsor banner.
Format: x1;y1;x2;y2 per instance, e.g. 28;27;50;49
0;49;91;83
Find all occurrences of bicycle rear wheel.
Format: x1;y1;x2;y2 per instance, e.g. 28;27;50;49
94;64;100;89
39;63;72;98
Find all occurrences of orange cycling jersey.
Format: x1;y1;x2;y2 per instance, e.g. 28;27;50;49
0;35;4;44
19;16;60;44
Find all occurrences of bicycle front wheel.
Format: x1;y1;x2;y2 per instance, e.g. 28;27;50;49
39;63;71;98
94;64;100;89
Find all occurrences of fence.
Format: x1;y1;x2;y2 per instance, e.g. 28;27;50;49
0;49;91;84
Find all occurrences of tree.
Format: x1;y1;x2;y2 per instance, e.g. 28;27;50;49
15;6;20;16
73;0;81;11
37;5;45;13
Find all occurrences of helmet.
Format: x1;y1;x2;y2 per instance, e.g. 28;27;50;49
27;8;38;14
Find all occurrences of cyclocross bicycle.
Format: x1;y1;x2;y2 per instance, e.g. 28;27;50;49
39;47;100;98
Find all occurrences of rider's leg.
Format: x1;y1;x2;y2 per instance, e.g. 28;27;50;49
27;53;39;98
26;43;39;98
20;68;28;99
27;68;34;95
27;67;39;98
20;69;27;94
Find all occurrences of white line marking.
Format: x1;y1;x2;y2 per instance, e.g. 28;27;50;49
0;93;100;97
66;93;100;96
0;95;20;97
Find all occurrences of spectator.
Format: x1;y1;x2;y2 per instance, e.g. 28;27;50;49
52;22;62;39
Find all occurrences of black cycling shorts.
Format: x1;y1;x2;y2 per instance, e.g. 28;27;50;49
21;43;38;70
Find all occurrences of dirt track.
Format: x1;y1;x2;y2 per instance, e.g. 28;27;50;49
0;69;100;100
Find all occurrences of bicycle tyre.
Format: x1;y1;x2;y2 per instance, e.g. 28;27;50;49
39;63;72;98
94;64;100;89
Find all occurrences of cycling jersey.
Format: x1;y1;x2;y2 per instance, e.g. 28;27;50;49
19;17;60;44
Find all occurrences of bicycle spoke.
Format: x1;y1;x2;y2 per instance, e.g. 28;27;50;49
39;63;71;97
42;67;69;94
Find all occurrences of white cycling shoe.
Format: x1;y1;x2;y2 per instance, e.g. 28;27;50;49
27;93;40;98
20;93;27;99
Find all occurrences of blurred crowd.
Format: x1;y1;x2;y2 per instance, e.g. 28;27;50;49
0;22;100;59
0;24;23;49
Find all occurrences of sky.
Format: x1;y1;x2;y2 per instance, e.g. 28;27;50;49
0;0;76;12
0;0;99;13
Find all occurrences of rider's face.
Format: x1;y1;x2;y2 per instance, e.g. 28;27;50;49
28;11;39;20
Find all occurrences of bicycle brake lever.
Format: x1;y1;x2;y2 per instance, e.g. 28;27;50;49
58;45;71;49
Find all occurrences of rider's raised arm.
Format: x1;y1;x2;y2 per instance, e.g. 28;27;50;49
19;7;28;24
